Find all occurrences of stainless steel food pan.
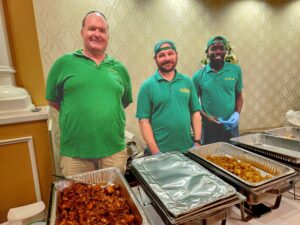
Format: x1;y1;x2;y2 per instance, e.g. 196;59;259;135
47;167;150;225
231;133;300;164
189;142;295;187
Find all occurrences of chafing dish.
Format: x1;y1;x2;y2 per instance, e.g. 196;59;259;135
47;167;150;225
187;142;298;221
231;133;300;169
264;126;300;141
130;152;245;225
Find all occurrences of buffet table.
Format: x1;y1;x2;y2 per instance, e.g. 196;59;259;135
47;126;300;225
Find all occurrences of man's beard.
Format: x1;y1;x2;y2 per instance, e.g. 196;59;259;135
209;54;225;64
157;60;177;73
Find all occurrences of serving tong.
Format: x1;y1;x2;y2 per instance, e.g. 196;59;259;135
53;174;114;188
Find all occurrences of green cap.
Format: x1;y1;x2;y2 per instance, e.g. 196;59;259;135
154;39;177;55
207;36;227;50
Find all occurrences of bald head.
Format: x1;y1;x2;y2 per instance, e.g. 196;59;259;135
82;11;107;28
80;11;109;57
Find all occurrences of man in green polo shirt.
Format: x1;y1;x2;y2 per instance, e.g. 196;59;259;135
46;11;132;176
192;36;243;144
136;40;202;155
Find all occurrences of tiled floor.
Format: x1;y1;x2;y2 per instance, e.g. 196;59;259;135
132;185;300;225
224;191;300;225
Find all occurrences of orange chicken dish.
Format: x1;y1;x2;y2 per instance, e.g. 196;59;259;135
207;155;272;183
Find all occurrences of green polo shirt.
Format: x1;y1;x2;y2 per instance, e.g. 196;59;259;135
192;62;242;120
136;70;201;153
46;50;132;158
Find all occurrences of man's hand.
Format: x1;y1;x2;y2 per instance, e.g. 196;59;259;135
218;117;230;130
219;112;240;130
151;150;161;155
193;142;201;148
208;115;221;124
49;100;60;111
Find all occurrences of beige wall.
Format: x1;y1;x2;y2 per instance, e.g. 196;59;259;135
32;0;300;140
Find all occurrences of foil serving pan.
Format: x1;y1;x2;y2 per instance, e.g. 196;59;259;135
132;168;245;225
231;133;300;164
131;152;236;217
264;126;300;141
188;142;295;187
47;167;150;225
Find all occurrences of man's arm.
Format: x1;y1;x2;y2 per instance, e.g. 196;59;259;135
200;110;220;124
235;92;243;113
120;65;133;109
48;101;60;111
220;91;243;129
123;102;130;109
191;111;202;146
138;119;160;155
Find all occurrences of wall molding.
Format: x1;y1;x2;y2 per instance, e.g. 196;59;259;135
0;105;49;126
0;65;16;74
0;136;42;201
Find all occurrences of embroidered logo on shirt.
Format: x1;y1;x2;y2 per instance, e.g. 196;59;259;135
225;77;235;81
179;88;190;93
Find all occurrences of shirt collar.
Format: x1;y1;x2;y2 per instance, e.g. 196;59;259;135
154;69;182;82
206;62;230;74
73;50;113;64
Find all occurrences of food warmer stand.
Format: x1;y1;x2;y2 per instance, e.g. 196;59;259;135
187;142;298;221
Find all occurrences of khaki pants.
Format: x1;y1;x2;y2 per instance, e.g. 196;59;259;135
61;149;128;177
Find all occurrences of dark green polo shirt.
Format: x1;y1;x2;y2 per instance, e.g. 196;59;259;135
136;70;201;153
192;62;243;120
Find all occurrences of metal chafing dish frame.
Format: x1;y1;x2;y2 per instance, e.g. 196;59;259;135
264;126;300;141
46;167;150;225
187;142;298;221
130;156;245;225
230;133;300;171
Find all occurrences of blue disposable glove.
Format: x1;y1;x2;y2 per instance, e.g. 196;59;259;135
218;117;231;130
224;112;240;130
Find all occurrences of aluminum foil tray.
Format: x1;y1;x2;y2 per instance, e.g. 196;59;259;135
189;142;295;187
47;167;150;225
133;179;244;225
264;126;300;141
231;133;300;164
132;152;236;217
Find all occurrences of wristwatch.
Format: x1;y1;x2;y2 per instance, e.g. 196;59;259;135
194;139;201;144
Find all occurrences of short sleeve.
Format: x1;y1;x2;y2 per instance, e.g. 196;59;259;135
189;79;202;112
120;65;133;107
136;81;152;119
192;69;202;97
235;65;243;93
45;57;64;104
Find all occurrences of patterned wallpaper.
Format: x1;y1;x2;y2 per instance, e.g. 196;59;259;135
32;0;300;168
